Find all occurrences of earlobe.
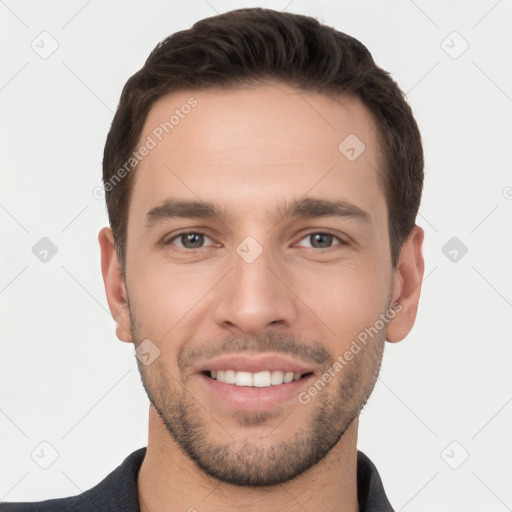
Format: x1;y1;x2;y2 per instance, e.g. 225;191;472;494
386;225;425;343
98;227;133;343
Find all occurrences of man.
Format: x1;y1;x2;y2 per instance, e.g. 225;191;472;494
1;7;424;512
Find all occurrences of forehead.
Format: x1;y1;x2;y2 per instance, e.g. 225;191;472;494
129;82;386;225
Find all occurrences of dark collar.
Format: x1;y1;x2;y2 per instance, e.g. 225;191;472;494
356;450;395;511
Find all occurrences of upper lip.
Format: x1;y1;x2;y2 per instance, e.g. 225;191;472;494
196;353;316;375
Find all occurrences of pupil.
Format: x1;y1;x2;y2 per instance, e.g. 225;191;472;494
311;233;332;248
183;233;204;248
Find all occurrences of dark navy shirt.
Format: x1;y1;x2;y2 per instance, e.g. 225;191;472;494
0;447;394;511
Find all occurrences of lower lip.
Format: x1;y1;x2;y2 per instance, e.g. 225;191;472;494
199;373;315;412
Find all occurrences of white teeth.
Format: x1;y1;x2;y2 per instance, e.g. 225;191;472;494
283;372;294;383
210;369;304;387
224;369;236;384
235;371;252;386
253;371;271;387
271;370;284;385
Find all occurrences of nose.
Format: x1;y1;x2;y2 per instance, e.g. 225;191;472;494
212;244;299;336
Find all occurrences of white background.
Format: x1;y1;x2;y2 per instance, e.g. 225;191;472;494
1;1;511;510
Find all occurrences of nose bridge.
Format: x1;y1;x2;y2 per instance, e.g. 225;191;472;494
213;239;297;334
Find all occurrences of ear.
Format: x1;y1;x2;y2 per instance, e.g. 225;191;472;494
386;225;425;343
98;227;133;343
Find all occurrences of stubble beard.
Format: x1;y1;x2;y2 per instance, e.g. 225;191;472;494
131;310;386;487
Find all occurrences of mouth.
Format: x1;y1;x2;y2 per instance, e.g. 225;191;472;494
203;369;314;387
195;354;318;412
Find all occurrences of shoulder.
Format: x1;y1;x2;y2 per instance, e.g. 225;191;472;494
0;447;146;512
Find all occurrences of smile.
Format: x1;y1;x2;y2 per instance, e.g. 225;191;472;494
209;370;307;387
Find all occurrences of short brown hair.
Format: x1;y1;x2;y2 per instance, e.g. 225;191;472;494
103;7;423;274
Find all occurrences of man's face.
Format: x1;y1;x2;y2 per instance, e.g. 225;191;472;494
121;83;397;485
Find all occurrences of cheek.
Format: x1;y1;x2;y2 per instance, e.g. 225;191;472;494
293;262;390;344
128;263;217;339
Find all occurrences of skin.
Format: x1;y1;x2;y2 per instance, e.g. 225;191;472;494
99;82;424;512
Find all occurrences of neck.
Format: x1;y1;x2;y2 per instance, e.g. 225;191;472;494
137;406;360;512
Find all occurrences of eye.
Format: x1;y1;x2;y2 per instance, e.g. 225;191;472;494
166;232;215;250
296;232;346;249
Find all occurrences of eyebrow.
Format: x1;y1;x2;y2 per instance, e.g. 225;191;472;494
145;197;371;228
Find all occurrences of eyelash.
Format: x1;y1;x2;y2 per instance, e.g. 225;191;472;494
163;230;348;251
